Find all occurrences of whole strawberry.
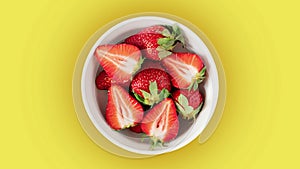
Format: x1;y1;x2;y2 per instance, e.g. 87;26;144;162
172;89;204;120
124;24;185;60
95;70;111;90
94;44;144;84
129;124;143;133
162;52;206;90
141;98;179;146
95;70;131;90
138;25;166;34
130;68;171;106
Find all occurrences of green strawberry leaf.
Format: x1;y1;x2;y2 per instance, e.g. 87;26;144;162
178;94;189;107
172;24;185;45
133;57;145;74
158;89;170;101
175;102;186;115
133;92;145;103
158;49;172;59
157;38;171;46
193;82;199;91
184;106;194;115
175;34;185;45
172;24;180;35
149;81;158;95
141;90;151;99
200;66;206;76
156;46;165;52
161;28;171;37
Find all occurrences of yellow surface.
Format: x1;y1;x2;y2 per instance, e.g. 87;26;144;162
0;0;299;168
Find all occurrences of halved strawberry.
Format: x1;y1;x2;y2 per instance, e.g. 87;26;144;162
141;98;179;146
95;70;111;90
105;85;144;130
172;89;204;120
162;52;206;90
130;68;171;106
94;44;143;84
124;24;185;60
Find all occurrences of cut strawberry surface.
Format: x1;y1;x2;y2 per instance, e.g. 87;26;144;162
141;98;179;146
162;52;206;90
94;44;143;84
172;89;204;120
105;85;144;130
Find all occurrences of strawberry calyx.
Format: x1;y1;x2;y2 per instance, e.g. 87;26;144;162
133;81;170;106
187;66;207;91
174;94;203;120
149;136;165;149
156;24;185;59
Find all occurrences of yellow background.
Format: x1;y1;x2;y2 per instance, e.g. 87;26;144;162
1;0;299;168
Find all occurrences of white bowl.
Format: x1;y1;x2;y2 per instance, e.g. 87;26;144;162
80;15;219;155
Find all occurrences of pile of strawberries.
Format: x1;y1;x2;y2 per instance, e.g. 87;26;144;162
94;24;206;147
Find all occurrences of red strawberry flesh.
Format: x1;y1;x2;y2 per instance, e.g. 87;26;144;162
105;85;144;130
94;44;143;84
162;52;205;89
141;98;179;143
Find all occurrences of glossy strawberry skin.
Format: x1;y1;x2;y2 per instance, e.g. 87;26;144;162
105;85;144;130
162;52;206;89
125;33;163;60
95;70;111;90
172;89;203;109
129;124;143;133
172;89;204;120
130;68;171;97
139;25;165;34
141;98;179;143
94;44;143;84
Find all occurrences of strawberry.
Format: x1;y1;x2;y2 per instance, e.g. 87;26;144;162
172;89;204;120
105;85;144;130
95;70;111;90
124;24;185;60
129;124;143;133
94;44;144;84
141;98;179;146
162;52;206;90
138;25;165;34
130;68;171;106
95;70;131;90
